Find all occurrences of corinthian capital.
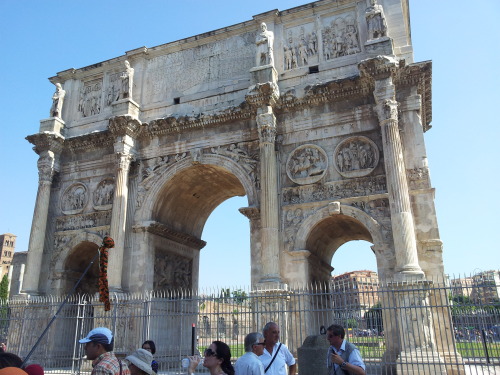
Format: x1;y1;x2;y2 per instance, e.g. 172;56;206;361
116;152;135;171
376;99;398;125
37;154;56;183
257;106;277;144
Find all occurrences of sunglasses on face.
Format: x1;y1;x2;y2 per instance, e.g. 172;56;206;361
253;342;265;346
204;348;217;357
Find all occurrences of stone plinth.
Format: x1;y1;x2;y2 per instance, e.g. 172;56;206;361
111;98;140;118
250;65;278;85
364;37;394;56
397;350;447;375
39;117;65;134
298;335;330;375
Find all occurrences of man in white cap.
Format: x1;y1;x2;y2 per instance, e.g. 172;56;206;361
79;327;130;375
125;348;156;375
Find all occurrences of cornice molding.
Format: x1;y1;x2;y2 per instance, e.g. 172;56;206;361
144;102;252;138
147;221;206;250
64;131;114;152
108;115;144;138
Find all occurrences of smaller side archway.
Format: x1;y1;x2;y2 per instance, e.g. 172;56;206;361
291;202;391;284
51;232;103;295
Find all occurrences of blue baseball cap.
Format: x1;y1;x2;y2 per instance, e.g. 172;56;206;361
79;327;113;345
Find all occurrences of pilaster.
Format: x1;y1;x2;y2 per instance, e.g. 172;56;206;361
23;132;64;295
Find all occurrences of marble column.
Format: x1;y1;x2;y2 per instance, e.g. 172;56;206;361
373;77;423;279
23;148;60;294
257;106;281;283
108;151;133;291
107;116;141;292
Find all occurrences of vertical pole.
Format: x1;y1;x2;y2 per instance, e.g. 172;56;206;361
191;323;196;355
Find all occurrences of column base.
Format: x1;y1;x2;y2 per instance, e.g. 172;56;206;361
397;349;447;375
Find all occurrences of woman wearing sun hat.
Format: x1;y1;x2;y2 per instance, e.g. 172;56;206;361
125;348;156;375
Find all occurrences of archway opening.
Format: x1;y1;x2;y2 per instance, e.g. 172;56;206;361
63;241;99;295
305;214;373;283
152;164;248;290
332;240;377;276
198;196;250;289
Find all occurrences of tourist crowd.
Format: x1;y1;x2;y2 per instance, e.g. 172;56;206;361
0;322;366;375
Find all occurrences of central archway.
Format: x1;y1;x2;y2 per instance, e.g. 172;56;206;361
131;155;258;292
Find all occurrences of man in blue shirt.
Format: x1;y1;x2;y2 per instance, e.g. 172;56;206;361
326;324;365;375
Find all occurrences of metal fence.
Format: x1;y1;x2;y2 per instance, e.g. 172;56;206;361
1;277;499;374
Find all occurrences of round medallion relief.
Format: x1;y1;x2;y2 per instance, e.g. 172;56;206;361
334;136;379;178
61;183;88;215
286;144;328;185
93;178;115;211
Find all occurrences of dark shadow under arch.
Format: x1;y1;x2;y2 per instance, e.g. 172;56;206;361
153;164;246;239
63;241;99;295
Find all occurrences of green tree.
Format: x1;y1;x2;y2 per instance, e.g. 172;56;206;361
232;289;248;304
0;275;8;301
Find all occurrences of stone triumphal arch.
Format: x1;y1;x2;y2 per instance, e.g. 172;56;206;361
21;0;464;372
24;0;444;296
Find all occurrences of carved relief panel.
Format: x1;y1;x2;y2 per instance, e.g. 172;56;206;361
78;79;103;118
333;136;379;178
144;33;255;104
93;178;115;210
286;144;328;185
154;251;192;290
61;183;88;215
283;25;318;71
321;14;361;60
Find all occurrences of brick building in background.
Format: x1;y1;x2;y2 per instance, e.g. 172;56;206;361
0;233;16;279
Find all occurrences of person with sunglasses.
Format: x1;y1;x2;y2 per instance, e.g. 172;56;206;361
186;341;234;375
234;332;265;375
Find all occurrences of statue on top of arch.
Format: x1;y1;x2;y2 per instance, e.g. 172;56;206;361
365;0;388;40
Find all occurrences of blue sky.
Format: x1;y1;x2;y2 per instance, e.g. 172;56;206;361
0;0;499;288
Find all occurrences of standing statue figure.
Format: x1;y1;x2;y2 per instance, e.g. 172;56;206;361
366;0;388;40
120;60;134;100
50;83;66;118
255;22;274;67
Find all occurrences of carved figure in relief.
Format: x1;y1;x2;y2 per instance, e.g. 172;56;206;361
255;22;274;67
336;140;376;172
284;46;293;70
322;15;360;60
308;32;318;55
94;180;115;207
345;24;360;55
284;29;318;70
289;148;326;179
62;185;87;212
50;83;66;118
78;81;102;117
120;60;134;100
366;0;388;40
298;38;309;65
